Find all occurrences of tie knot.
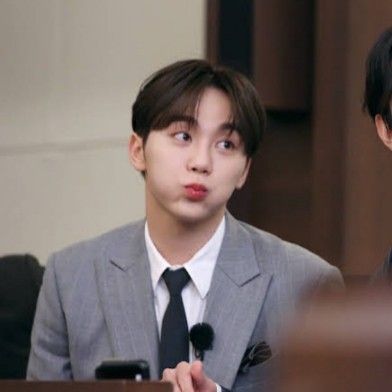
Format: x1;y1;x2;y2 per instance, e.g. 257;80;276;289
162;268;190;296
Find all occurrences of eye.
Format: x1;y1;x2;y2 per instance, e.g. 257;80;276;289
174;131;191;142
217;139;235;150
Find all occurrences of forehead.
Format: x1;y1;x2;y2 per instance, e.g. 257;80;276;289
166;87;234;125
193;88;233;121
148;83;251;147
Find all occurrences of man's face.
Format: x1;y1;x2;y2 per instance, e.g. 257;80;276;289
129;87;250;226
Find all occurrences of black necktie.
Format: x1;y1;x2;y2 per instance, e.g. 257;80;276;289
159;268;191;375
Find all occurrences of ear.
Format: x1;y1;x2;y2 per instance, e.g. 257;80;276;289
375;114;392;151
235;158;252;189
128;133;146;172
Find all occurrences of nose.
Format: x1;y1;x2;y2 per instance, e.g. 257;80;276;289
187;142;212;175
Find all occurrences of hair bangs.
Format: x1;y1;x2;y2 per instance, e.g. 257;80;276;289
132;59;265;156
149;82;206;132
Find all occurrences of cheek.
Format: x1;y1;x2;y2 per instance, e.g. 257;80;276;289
144;148;175;174
221;160;248;182
144;151;181;190
213;167;245;198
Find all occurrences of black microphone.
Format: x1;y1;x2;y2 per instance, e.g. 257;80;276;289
189;323;214;361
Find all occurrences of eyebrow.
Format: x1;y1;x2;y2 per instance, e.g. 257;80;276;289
168;114;197;126
169;115;236;132
219;122;237;132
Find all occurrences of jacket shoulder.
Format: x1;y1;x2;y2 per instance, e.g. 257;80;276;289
237;220;340;277
47;220;144;272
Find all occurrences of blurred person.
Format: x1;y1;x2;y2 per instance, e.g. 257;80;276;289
0;254;44;379
279;288;392;392
363;26;392;282
27;59;343;391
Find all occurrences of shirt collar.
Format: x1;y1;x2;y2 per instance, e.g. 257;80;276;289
145;217;226;299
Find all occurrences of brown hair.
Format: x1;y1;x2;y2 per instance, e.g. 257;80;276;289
363;26;392;129
131;59;265;157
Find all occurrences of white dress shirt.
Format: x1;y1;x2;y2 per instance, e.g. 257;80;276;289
144;216;225;362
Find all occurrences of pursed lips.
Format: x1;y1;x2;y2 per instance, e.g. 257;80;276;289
184;183;208;200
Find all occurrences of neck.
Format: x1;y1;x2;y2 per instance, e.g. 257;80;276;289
146;209;224;266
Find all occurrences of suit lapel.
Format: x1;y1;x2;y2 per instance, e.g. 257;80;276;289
203;214;272;390
94;221;160;379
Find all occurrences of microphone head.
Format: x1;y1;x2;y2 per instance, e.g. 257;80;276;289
189;323;214;351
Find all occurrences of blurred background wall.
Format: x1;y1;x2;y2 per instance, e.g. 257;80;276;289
1;0;391;278
208;0;392;278
0;0;206;263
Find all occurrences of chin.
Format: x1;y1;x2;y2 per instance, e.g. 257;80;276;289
174;206;224;227
175;213;207;225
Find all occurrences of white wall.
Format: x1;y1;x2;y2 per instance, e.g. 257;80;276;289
0;0;206;263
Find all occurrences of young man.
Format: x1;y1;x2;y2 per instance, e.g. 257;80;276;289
27;60;342;391
363;27;392;281
364;26;392;152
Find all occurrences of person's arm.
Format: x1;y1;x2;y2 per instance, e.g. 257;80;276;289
370;249;392;284
27;254;73;380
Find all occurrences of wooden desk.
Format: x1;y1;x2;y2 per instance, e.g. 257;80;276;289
0;381;172;392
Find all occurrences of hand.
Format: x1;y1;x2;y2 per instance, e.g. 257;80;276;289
161;360;217;392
